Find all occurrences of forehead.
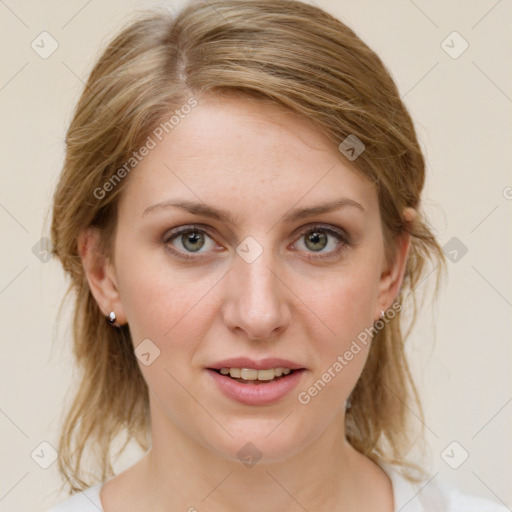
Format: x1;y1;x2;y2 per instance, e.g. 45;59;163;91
118;96;378;221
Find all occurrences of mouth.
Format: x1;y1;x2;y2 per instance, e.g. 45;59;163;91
205;363;306;405
209;367;301;384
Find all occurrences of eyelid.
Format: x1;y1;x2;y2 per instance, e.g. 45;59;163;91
163;223;214;242
293;222;349;242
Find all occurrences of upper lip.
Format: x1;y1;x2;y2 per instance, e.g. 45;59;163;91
207;357;305;371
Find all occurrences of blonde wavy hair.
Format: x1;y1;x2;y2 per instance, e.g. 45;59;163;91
50;0;444;493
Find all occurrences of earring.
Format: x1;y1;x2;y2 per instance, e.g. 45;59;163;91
107;311;117;325
379;310;385;319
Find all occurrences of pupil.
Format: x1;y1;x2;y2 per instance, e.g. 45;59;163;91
183;231;204;252
306;231;327;251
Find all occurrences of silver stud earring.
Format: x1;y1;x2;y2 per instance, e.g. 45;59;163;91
380;310;385;319
107;311;117;325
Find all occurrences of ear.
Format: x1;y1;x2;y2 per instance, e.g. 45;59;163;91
374;208;415;321
78;227;127;326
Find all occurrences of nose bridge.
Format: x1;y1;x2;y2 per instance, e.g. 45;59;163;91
240;246;278;301
223;237;289;339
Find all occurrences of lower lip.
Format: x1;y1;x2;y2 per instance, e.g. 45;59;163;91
206;369;305;406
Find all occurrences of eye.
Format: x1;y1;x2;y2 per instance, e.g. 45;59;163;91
163;225;218;260
292;224;349;259
163;223;350;261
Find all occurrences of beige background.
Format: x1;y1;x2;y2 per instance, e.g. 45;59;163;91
1;0;511;510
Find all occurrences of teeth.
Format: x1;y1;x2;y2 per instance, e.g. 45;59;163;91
218;367;294;381
241;368;258;380
229;368;241;378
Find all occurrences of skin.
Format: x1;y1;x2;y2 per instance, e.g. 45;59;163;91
80;95;412;511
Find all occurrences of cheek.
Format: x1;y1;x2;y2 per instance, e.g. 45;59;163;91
314;266;381;345
117;265;212;410
302;260;382;399
115;244;214;341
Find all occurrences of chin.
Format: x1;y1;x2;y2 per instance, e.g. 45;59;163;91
199;419;313;467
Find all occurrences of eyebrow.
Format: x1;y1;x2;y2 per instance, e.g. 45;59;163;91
142;198;365;223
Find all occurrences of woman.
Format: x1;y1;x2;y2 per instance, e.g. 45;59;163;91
47;0;506;510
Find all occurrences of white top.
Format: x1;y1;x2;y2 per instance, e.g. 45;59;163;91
47;463;509;511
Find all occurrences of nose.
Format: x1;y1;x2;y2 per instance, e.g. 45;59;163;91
221;245;291;341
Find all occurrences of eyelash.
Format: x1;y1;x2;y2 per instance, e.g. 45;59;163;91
162;224;350;261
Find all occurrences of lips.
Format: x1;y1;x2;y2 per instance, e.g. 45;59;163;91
207;357;305;371
205;357;306;405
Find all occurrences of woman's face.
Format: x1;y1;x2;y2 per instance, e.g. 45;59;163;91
105;96;402;463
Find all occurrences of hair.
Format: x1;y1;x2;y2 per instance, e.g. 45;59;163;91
50;0;445;493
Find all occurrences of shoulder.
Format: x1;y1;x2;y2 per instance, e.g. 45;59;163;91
381;463;509;512
45;484;104;512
